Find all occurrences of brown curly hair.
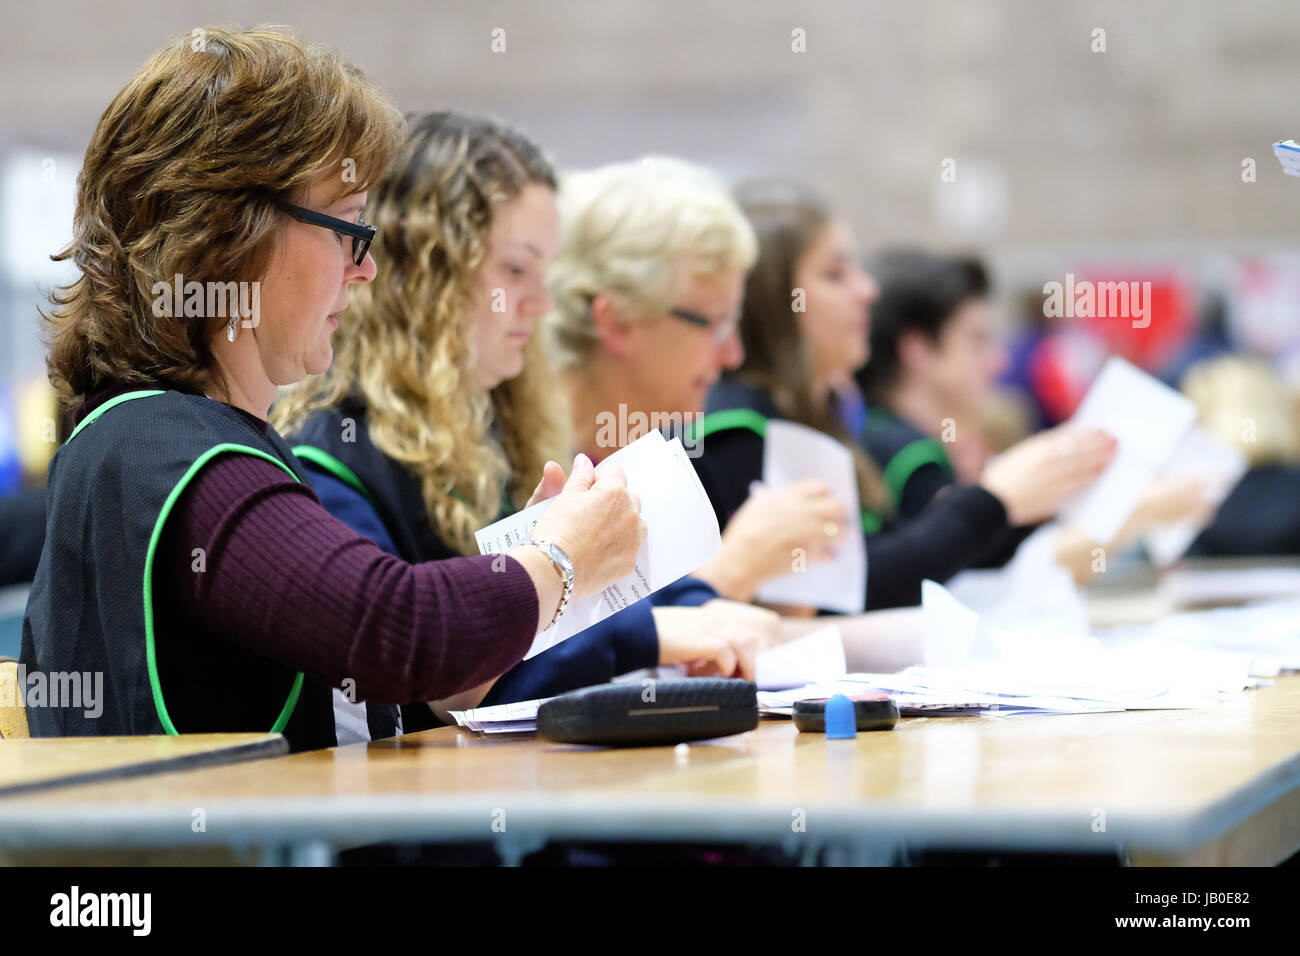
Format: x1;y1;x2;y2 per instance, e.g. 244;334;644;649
43;26;404;411
273;112;569;554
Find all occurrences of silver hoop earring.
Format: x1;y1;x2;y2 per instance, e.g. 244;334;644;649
226;311;239;343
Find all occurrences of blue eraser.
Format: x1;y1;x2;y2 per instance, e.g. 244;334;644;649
824;694;857;739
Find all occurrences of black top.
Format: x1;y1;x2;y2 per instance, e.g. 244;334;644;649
693;379;1017;609
1189;464;1300;557
858;405;1035;569
858;407;957;519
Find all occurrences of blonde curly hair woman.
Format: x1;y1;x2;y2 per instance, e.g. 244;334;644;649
276;114;769;722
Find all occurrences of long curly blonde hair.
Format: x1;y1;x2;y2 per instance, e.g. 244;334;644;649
274;112;568;553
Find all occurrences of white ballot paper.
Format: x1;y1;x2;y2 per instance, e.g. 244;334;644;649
1059;356;1197;544
753;420;866;613
475;430;721;660
1142;426;1247;567
754;624;846;690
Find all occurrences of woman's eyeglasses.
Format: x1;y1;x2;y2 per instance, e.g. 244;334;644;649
276;201;375;266
668;307;739;346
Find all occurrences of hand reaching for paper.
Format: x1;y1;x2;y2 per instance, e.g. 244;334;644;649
980;424;1117;526
693;478;848;603
651;599;778;681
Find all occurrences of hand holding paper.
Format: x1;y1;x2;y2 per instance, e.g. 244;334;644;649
1059;356;1198;544
753;420;867;614
476;432;722;659
1141;426;1247;566
980;423;1116;526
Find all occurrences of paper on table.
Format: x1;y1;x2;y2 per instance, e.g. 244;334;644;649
475;430;722;659
754;624;846;690
943;523;1091;643
1145;598;1300;672
448;697;551;732
1142;426;1248;567
1159;566;1300;608
753;419;866;613
756;677;1122;717
1059;356;1198;544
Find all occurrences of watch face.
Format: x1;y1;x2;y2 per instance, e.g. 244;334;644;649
550;543;575;576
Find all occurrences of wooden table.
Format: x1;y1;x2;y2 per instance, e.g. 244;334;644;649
0;734;287;798
1;678;1298;865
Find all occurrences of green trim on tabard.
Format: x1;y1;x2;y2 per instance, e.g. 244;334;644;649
143;443;305;734
68;389;303;735
694;405;883;537
691;407;770;442
881;437;952;507
291;444;376;505
65;390;165;444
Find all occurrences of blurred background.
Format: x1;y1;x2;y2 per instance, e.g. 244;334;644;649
1;0;1298;558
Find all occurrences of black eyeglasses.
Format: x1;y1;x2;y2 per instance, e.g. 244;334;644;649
276;200;375;266
668;307;739;346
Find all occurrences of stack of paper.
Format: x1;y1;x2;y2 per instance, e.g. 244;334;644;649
757;675;1126;718
756;650;1253;719
475;430;721;659
838;579;1262;718
448;697;552;735
1122;597;1300;673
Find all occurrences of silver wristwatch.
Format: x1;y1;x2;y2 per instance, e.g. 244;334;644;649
527;537;575;630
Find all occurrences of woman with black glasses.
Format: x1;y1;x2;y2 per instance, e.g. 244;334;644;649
20;27;644;752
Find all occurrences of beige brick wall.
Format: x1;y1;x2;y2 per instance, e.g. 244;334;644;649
2;0;1298;252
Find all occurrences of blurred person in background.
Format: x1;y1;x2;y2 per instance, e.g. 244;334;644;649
858;248;1215;581
548;158;851;609
1185;355;1300;557
547;159;925;670
692;184;1117;609
1000;286;1059;431
0;377;61;587
1159;289;1235;390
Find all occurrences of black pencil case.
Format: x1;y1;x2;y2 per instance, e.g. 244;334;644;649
537;678;759;746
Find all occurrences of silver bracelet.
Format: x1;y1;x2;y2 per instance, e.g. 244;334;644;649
526;538;575;630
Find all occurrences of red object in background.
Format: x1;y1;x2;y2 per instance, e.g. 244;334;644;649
1076;269;1193;371
1027;326;1107;424
1025;268;1194;423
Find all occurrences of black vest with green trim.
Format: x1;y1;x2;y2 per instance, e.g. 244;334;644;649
857;407;955;516
698;379;886;535
19;389;340;751
287;395;462;565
